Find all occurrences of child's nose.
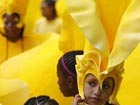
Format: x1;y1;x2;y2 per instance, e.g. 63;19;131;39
93;85;101;96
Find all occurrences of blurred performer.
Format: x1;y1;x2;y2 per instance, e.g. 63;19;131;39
0;0;48;63
33;0;62;35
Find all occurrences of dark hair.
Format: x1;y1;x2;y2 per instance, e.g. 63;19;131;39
24;95;59;105
57;50;83;78
43;0;57;18
105;102;114;105
43;0;56;6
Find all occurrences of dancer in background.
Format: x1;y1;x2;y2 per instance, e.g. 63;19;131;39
0;0;48;63
33;0;62;35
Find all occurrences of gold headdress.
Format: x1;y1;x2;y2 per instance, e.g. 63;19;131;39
76;51;124;104
0;0;9;33
0;0;9;20
61;0;140;104
1;0;29;28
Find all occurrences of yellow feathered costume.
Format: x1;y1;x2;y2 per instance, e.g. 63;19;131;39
60;0;140;104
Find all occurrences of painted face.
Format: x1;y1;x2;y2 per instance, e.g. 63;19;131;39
3;13;23;42
84;74;114;105
41;2;54;20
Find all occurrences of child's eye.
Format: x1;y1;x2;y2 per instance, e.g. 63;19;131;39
88;81;96;87
14;17;20;23
102;83;110;89
4;21;9;25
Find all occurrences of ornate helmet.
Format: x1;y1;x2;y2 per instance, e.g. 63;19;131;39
76;50;124;104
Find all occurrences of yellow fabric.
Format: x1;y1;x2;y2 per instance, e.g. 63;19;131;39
0;33;73;105
108;0;140;68
0;0;8;17
24;0;42;35
96;0;131;50
33;17;62;35
6;0;29;27
59;10;85;53
55;0;66;18
65;0;110;56
0;78;29;105
0;34;50;63
117;44;140;105
0;0;9;19
0;34;6;63
0;0;9;33
63;0;140;104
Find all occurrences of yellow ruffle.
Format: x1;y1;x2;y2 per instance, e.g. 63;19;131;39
108;0;140;68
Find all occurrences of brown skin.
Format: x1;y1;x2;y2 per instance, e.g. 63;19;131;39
2;13;23;42
41;2;56;20
73;74;114;105
57;68;78;97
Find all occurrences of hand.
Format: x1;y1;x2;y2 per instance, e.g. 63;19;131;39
73;94;83;105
